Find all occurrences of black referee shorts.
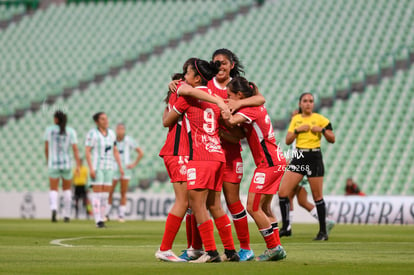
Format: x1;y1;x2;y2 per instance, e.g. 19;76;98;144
287;149;324;178
74;185;87;199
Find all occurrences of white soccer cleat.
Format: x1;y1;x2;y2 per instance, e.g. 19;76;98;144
187;248;204;260
189;252;222;263
155;249;186;262
118;218;125;223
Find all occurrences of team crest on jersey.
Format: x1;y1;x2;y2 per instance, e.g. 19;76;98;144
236;162;243;174
253;172;265;185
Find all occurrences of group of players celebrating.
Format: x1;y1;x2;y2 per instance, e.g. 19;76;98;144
156;48;336;263
44;47;335;263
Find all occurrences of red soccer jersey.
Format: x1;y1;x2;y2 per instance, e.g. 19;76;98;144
207;78;242;158
173;86;225;162
237;105;286;168
159;82;190;157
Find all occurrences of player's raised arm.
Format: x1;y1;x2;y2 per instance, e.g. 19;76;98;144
227;89;266;113
178;84;228;112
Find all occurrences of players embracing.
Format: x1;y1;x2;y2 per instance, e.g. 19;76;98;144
156;49;287;263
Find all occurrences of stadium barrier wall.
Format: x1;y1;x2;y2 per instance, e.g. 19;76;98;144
1;192;413;225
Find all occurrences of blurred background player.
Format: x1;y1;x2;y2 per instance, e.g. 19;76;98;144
73;158;90;220
85;112;124;228
44;110;81;223
106;123;144;222
223;77;287;261
345;177;365;196
162;59;238;263
278;93;335;241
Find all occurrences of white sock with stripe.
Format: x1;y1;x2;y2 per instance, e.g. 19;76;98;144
100;192;109;221
63;189;72;218
92;192;101;224
49;190;58;211
119;205;126;219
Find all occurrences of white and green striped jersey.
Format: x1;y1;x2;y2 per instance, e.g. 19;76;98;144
85;128;117;170
44;125;78;169
113;135;139;170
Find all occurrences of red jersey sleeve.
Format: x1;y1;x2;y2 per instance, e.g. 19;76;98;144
173;96;192;115
236;106;258;124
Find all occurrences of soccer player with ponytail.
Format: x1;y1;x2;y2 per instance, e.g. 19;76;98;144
85;112;124;228
162;58;238;263
44;111;81;222
156;59;203;262
222;77;287;261
173;49;264;261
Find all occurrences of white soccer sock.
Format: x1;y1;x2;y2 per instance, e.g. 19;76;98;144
106;204;112;216
119;205;126;219
92;192;102;224
310;207;318;220
100;192;109;221
63;189;72;218
287;210;293;230
49;190;58;211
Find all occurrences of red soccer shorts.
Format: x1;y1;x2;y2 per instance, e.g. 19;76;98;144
187;161;224;192
163;156;189;183
249;166;285;194
223;156;243;184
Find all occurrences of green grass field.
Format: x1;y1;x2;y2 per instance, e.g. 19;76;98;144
0;219;413;274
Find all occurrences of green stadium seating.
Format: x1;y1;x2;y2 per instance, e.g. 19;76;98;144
0;0;413;196
0;3;26;21
0;0;254;117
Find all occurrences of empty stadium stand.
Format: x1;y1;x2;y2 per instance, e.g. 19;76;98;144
0;0;413;196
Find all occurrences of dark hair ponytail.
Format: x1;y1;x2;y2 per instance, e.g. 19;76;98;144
164;57;197;104
227;77;257;98
298;92;313;113
54;110;67;135
212;48;245;77
192;59;220;85
93;112;105;123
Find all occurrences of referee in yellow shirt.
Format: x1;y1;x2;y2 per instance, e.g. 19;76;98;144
73;158;89;219
278;93;335;241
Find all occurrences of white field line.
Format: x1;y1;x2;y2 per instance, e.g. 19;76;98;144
50;236;414;248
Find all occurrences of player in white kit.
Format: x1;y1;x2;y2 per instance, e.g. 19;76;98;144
106;123;144;222
85;112;124;228
44;111;81;222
